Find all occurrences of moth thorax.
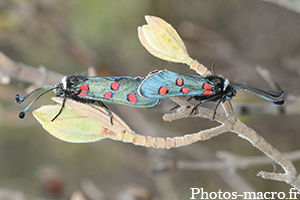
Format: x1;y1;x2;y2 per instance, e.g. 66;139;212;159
223;79;230;91
61;76;68;90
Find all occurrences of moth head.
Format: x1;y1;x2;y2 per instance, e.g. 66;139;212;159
54;76;68;97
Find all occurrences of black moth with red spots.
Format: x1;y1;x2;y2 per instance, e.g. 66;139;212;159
15;75;159;122
138;70;284;118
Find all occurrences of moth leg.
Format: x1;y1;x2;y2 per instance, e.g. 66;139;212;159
96;101;114;125
170;105;180;111
187;96;193;101
190;95;225;119
170;96;193;111
51;95;67;121
190;96;208;115
190;101;203;115
212;97;225;120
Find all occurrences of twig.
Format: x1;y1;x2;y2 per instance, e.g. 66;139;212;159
0;52;63;86
0;187;44;200
163;55;299;189
137;14;300;189
164;97;300;189
262;0;300;13
3;50;299;189
177;150;300;171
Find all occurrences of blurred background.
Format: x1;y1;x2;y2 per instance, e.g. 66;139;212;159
0;0;300;199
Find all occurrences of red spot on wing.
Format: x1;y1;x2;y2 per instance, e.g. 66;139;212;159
127;93;137;103
158;86;168;95
111;81;120;91
203;83;212;90
78;91;87;97
104;92;113;99
203;90;213;95
176;77;183;86
181;87;189;94
79;84;89;91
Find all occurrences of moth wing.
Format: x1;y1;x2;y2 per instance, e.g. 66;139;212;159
139;70;213;98
77;77;159;107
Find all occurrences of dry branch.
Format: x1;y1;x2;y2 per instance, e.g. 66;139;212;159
2;48;300;189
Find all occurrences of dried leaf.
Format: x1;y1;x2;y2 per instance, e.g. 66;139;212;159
32;98;135;143
51;97;133;134
32;98;204;149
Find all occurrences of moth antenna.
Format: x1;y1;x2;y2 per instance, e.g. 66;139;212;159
255;66;283;92
18;87;55;119
211;60;217;75
15;85;55;103
202;60;217;75
235;86;285;105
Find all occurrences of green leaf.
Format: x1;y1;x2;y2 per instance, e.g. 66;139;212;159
33;104;106;143
32;98;138;144
138;16;193;64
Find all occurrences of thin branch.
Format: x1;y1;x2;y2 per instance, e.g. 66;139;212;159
0;52;63;86
177;150;300;171
262;0;300;13
2;51;300;189
162;57;300;189
0;187;44;200
164;96;300;189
